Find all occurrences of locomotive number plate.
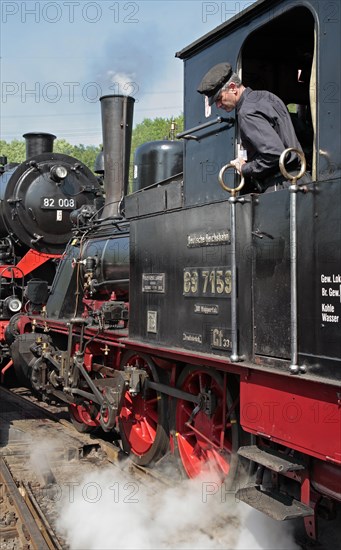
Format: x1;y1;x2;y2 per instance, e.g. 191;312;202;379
183;267;231;297
41;197;76;209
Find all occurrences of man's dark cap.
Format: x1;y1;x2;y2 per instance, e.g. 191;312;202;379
197;62;233;105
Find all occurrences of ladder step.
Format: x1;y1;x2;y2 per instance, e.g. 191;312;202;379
236;486;314;521
237;445;305;473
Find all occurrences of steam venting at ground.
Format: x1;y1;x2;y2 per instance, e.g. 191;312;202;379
55;462;299;550
27;435;298;549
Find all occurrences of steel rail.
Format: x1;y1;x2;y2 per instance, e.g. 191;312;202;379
0;457;51;550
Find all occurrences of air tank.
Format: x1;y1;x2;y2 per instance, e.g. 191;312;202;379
80;233;130;300
133;139;183;192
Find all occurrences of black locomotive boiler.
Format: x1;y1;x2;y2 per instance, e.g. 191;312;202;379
0;132;102;367
8;0;341;543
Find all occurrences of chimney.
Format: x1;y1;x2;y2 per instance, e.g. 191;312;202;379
23;132;56;159
100;95;135;218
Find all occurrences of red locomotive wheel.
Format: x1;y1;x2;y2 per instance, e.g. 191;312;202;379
118;352;169;466
68;402;100;434
174;366;239;485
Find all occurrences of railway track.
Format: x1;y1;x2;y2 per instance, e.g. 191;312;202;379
1;386;340;550
0;456;55;550
0;386;189;549
0;385;241;548
0;386;106;549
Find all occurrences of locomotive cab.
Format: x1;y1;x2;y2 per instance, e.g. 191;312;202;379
126;0;340;381
178;1;339;201
123;2;340;531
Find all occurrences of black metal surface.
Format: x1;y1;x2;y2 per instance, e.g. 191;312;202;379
45;244;80;319
237;445;305;473
10;332;50;384
176;116;234;139
25;279;49;305
176;0;269;59
23;132;56;159
128;173;340;379
252;190;291;359
236;486;314;520
125;179;183;219
45;223;130;319
146;380;200;403
297;180;341;374
132;140;183;192
129;195;252;358
177;1;339;210
0;152;101;254
80;233;130;300
100;95;134;218
251;178;340;379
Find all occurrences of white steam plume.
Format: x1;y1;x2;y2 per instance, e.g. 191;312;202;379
56;465;299;550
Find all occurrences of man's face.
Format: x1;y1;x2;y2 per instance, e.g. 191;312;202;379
215;85;238;112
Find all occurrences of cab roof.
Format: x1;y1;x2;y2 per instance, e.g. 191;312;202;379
176;0;278;59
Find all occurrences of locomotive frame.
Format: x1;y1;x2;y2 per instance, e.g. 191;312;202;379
7;0;341;542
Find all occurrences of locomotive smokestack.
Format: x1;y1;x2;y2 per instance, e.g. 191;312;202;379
100;95;135;218
23;132;56;159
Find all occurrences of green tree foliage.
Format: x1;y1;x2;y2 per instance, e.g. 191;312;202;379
129;114;184;189
54;141;101;171
131;114;184;156
0;140;25;163
53;139;76;156
0;114;184;178
0;138;101;170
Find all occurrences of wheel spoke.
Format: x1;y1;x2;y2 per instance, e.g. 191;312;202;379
198;373;206;393
120;405;132;421
145;397;158;406
118;355;168;463
223;438;233;454
181;429;196;439
187;379;199;395
175;368;237;481
146;406;158;424
206;449;230;478
177;434;202;478
179;401;193;420
141;417;156;442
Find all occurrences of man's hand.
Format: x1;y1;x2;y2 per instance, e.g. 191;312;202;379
230;158;246;174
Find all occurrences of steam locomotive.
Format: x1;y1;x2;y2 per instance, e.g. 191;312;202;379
0;132;102;370
7;0;340;542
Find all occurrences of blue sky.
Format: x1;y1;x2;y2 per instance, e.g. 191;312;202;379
1;0;255;145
